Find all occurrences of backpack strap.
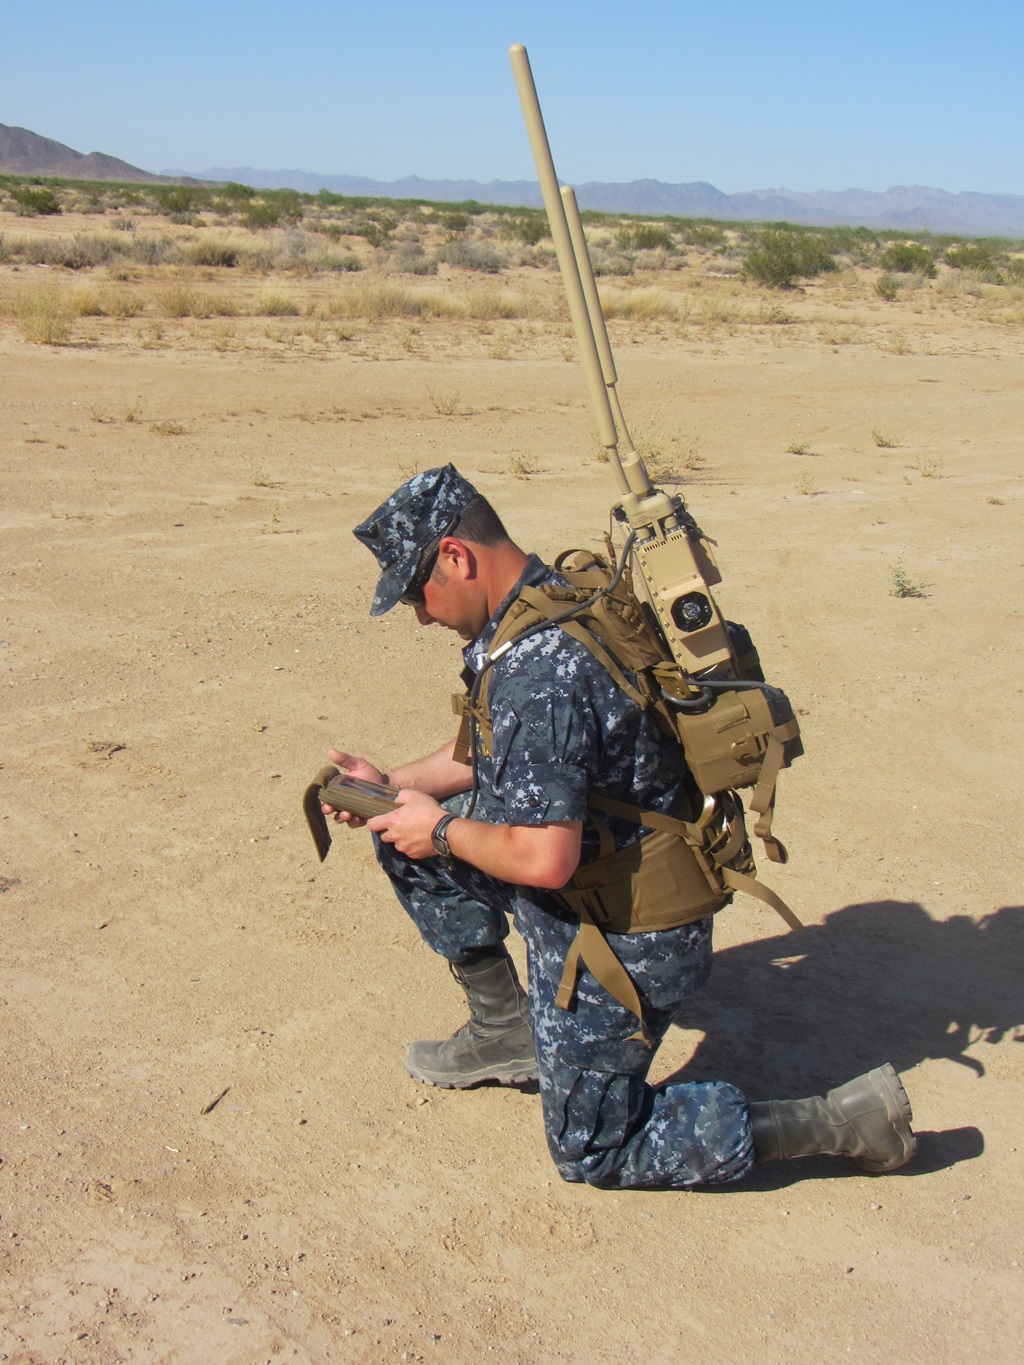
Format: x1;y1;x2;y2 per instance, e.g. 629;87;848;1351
457;593;560;759
747;726;799;864
450;693;475;764
719;865;803;931
554;902;649;1045
513;585;649;712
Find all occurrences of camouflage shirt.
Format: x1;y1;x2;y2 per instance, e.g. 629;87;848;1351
463;555;690;864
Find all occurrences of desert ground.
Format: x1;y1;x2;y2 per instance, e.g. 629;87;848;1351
1;203;1022;1363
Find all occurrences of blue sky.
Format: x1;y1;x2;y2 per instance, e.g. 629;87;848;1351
6;0;1022;195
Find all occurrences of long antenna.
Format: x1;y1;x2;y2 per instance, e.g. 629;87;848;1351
508;45;624;488
560;184;638;466
509;41;735;676
509;43;680;534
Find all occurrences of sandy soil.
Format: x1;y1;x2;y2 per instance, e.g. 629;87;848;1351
1;267;1022;1363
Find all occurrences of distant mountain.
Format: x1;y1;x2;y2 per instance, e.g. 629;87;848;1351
0;123;180;184
181;165;1024;236
167;166;550;207
4;121;1021;234
729;185;1024;236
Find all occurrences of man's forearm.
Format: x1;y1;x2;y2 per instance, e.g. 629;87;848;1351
389;739;472;800
443;816;582;890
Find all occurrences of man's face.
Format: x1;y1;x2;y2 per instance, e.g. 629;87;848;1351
411;575;474;640
408;542;486;641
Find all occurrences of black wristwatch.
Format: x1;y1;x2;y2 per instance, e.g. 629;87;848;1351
431;814;457;858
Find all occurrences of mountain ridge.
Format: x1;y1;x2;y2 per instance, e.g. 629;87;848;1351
179;165;1024;236
0;123;186;185
3;123;1022;235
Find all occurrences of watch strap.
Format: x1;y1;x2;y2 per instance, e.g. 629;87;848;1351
431;813;457;857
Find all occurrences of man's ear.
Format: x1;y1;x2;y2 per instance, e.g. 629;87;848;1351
439;537;476;581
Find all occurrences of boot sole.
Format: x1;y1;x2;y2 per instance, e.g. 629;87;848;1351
854;1063;917;1172
403;1056;538;1089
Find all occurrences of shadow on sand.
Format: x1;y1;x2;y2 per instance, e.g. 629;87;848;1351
663;901;1023;1181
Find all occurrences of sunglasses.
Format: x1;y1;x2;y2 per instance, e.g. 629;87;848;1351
400;535;443;607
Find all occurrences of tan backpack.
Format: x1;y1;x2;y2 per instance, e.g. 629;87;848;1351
453;546;804;1040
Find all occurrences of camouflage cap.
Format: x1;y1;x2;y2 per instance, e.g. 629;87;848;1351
353;464;479;616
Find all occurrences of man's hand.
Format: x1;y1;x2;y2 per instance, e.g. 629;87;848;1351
323;748;387;828
367;790;445;859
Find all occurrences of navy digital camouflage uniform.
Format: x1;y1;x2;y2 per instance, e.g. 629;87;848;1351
372;549;754;1189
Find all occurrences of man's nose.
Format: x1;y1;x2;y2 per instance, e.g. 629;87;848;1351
414;603;433;626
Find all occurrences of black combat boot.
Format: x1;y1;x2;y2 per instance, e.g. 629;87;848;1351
403;947;537;1088
749;1063;917;1172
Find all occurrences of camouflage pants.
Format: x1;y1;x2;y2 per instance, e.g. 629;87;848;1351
372;814;754;1190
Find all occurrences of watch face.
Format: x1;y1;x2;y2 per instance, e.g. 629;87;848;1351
431;818;452;857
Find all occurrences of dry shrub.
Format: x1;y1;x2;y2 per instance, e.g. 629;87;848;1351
631;424;704;483
11;282;76;344
9;231;132;269
185;237;240;268
936;271;984;300
297;248;362;274
818;322;858;346
130;235;180;267
599;287;678;321
436;239;507;273
210;321;236;351
462;286;544;320
103;286;144;319
206;294;239;317
231;239;277;272
696;291;740;326
71;282;142;320
588;247;635;277
325;283;449;321
752;299;793;325
254;288;301;316
71;285;107;317
159;281;200;318
321;282;546;323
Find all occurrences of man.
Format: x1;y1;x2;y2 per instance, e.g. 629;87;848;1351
327;464;916;1188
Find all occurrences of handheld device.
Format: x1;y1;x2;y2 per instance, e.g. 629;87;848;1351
318;773;400;819
302;767;400;862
